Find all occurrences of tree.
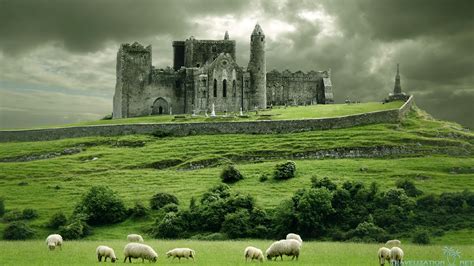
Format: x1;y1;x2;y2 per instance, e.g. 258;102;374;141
294;188;334;237
220;165;244;183
150;192;179;210
221;210;251;239
273;161;296;180
3;222;35;240
74;186;127;225
153;212;185;238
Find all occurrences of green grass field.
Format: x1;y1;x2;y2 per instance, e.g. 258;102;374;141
2;101;404;130
0;240;472;266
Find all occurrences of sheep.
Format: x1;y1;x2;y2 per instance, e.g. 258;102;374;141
96;245;117;263
244;246;264;262
286;233;303;246
390;247;404;266
166;248;196;261
45;234;63;251
127;234;144;243
265;239;301;261
385;239;401;247
377;247;391;266
123;243;158;263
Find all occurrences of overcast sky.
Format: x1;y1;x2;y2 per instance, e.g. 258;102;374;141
0;0;472;129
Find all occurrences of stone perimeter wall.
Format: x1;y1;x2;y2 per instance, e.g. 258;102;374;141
0;96;414;143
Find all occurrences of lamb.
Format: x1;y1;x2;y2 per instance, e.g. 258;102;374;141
127;234;144;243
123;243;158;263
286;233;303;246
377;247;391;266
166;248;196;261
265;239;301;261
244;246;264;262
96;245;117;263
390;247;404;266
385;239;401;247
45;234;63;251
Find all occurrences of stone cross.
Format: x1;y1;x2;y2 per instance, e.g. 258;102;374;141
210;103;216;117
240;107;243;116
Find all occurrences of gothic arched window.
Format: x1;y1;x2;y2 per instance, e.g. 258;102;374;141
213;79;217;97
223;79;227;98
232;80;236;97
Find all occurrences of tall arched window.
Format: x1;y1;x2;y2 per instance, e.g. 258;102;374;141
213;79;217;97
232;80;236;97
223;79;227;98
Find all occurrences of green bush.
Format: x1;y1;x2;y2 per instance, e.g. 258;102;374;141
220;165;244;183
190;232;228;241
59;220;90;240
396;179;423;197
150;192;179;210
153;212;185;238
259;174;269;182
47;212;68;229
273;161;296;180
347;221;388;242
221;210;251;239
413;229;431;244
3;222;35;240
162;203;179;213
22;208;39;220
3;210;23;222
130;202;149;219
311;176;337;191
0;198;4;217
73;186;127;225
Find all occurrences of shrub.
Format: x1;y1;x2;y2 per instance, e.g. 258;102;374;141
413;229;431;244
0;198;4;217
130;202;149;219
47;212;68;229
396;179;423;197
3;222;35;240
153;212;185;238
221;210;251;239
3;210;23;222
273;161;296;180
162;203;179;213
190;232;228;241
59;219;91;240
150;192;179;210
259;174;269;182
73;186;127;225
311;176;337;191
347;221;388;242
22;208;39;220
220;165;244;183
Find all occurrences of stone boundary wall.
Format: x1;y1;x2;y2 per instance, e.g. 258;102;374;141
0;96;414;143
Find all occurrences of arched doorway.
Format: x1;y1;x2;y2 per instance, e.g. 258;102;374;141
152;97;169;115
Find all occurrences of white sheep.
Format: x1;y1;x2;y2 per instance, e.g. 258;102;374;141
390;247;404;266
377;247;391;266
286;233;303;246
265;239;301;261
45;234;63;251
244;246;264;262
166;248;196;261
96;245;117;263
127;234;144;243
385;239;401;247
123;243;158;263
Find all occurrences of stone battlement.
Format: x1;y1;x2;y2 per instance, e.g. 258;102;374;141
120;42;151;53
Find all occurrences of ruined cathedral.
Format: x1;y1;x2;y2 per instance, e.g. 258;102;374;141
113;24;334;118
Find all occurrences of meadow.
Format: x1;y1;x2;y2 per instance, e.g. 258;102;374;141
1;240;472;266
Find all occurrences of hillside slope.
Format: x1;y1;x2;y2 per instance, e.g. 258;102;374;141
0;106;472;241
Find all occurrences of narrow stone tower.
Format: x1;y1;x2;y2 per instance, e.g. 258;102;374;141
248;24;266;109
393;63;402;94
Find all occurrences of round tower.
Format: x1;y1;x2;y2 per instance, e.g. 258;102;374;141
248;23;266;109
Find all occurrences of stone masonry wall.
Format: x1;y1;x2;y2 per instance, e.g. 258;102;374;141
0;96;414;142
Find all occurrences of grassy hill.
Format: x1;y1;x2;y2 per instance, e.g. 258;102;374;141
0;105;473;244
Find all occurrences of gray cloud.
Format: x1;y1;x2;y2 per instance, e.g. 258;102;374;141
0;0;472;129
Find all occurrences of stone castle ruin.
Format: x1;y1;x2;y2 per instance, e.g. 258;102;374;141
113;24;334;119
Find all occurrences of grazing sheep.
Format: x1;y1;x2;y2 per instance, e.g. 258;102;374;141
127;234;144;243
96;245;117;263
166;248;196;261
123;243;158;263
385;239;401;247
45;234;63;251
286;233;303;246
377;247;391;266
390;247;404;266
244;246;264;262
265;239;301;261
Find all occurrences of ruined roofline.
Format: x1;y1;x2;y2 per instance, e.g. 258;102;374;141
183;38;236;44
267;69;331;76
120;42;151;53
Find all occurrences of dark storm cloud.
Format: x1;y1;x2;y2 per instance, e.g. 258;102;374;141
0;0;251;53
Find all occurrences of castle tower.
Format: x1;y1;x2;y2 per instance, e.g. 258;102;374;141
248;24;266;109
393;63;402;94
113;42;152;118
